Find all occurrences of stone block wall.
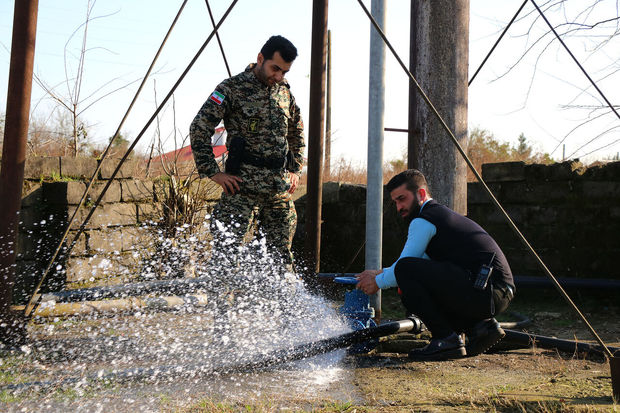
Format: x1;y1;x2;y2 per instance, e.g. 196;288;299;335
467;160;620;279
295;160;620;280
14;157;180;302
293;182;406;273
16;157;620;303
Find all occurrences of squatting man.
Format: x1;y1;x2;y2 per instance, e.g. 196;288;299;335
189;35;304;271
355;169;515;360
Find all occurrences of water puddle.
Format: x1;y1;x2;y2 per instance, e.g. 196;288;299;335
3;226;361;411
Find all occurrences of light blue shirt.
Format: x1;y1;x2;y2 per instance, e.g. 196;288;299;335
375;199;436;289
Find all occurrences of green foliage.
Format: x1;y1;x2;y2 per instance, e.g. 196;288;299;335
515;132;531;158
387;158;406;175
38;171;80;183
467;127;554;180
469;128;513;160
109;133;129;148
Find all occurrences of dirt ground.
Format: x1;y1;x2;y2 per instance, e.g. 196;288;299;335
350;287;620;412
1;287;619;412
350;347;614;412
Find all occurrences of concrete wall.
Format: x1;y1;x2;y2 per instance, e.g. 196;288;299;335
295;160;620;279
293;182;406;274
467;160;620;279
16;157;620;302
15;157;198;302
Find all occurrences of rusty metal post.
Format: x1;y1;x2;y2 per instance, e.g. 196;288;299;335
325;29;332;177
305;0;328;274
0;0;39;345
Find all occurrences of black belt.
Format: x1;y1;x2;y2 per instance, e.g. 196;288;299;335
242;152;286;170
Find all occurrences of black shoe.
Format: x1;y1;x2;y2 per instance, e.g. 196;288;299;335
465;318;505;356
408;332;466;361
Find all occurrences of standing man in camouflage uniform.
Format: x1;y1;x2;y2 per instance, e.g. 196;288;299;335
190;35;305;270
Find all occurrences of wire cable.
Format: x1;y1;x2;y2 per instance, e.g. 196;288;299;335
355;0;614;359
469;0;528;86
530;0;620;158
23;0;190;317
205;0;232;77
24;0;240;317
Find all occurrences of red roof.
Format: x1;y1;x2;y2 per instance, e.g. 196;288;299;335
158;126;227;163
158;144;227;163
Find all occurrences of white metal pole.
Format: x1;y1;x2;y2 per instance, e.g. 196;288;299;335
366;0;386;320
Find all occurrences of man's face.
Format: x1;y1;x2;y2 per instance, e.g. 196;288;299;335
390;183;420;222
255;51;293;86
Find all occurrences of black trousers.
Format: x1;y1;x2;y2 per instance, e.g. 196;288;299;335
394;257;511;339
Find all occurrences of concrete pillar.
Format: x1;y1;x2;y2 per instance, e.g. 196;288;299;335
410;0;469;214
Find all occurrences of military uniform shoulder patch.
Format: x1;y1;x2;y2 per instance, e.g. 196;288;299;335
209;90;225;105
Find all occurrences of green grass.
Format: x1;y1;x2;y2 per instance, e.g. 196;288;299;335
0;389;27;403
177;399;358;413
0;354;34;386
40;172;81;182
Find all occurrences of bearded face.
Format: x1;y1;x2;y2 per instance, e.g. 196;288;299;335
391;184;422;224
402;194;422;224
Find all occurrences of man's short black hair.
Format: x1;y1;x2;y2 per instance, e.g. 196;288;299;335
386;169;430;196
260;35;298;62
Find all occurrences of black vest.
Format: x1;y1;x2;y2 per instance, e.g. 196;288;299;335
418;200;515;291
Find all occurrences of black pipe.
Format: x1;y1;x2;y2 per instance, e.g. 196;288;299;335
513;276;620;290
318;274;620;290
499;311;531;330
1;319;418;391
503;329;620;356
39;273;620;305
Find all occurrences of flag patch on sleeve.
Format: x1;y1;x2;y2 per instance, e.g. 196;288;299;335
209;90;225;105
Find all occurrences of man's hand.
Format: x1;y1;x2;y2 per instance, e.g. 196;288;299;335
355;269;382;295
210;172;243;195
288;172;300;194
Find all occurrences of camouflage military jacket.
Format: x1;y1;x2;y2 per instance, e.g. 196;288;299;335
190;64;305;181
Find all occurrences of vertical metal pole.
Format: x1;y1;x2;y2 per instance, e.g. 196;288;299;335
562;144;566;162
407;0;419;169
325;30;332;177
0;0;39;343
305;0;328;274
366;0;386;321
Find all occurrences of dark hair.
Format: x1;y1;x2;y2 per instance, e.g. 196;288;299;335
260;35;298;62
386;169;430;196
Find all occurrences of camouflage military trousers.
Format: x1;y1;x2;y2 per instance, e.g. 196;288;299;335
209;189;297;270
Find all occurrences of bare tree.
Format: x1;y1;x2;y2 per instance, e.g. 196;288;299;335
490;0;620;159
33;0;139;157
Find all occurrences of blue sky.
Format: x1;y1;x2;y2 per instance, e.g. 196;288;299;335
1;0;619;163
